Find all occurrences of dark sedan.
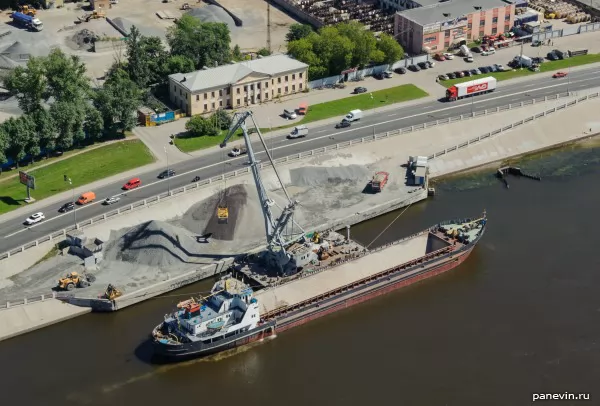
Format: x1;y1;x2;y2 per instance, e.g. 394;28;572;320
335;121;351;129
395;67;407;74
58;202;75;213
158;169;176;179
417;62;429;70
354;87;367;94
408;64;420;72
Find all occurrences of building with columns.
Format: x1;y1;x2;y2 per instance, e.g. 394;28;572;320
168;54;308;116
395;0;516;54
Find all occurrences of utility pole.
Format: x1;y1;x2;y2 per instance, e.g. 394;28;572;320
164;146;170;194
64;175;77;228
267;1;272;53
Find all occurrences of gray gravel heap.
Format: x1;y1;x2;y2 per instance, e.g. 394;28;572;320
289;165;371;187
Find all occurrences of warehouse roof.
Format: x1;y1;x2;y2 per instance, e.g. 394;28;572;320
398;0;511;26
169;54;308;93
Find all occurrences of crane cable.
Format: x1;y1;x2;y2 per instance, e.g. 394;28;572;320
365;201;413;250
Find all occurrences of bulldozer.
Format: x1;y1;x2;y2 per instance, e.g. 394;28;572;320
57;272;96;291
17;5;36;16
102;284;122;300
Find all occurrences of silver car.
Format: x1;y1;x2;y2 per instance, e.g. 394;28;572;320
103;196;121;205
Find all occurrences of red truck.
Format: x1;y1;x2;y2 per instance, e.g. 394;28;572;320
370;171;389;193
446;77;497;101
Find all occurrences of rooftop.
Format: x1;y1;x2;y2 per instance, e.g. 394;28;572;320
398;0;511;26
169;54;308;93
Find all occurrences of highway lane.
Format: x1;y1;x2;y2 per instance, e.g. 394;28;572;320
2;68;600;254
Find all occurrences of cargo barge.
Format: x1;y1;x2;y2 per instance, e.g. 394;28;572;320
151;212;487;361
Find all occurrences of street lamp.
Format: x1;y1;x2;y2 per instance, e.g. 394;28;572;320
164;146;170;194
370;93;375;136
63;175;76;228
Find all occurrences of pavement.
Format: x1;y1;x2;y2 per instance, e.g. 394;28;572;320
1;67;600;260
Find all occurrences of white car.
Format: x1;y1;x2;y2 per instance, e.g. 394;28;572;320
24;212;45;225
443;53;455;60
103;196;121;205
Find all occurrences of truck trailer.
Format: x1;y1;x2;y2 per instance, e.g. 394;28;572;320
446;77;497;101
370;171;389;193
11;11;43;31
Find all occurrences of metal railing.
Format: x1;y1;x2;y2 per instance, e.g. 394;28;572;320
1;292;58;310
0;91;584;269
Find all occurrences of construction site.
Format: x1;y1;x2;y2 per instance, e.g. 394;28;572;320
0;113;427;309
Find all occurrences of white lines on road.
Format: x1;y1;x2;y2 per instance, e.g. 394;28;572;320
387;113;398;117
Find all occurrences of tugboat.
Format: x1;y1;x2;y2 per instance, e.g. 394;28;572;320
151;275;275;361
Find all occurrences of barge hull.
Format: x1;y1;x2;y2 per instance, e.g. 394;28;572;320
274;242;477;334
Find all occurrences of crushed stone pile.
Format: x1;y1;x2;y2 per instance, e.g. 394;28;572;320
70;29;98;51
103;220;206;267
289;165;371;187
186;6;236;30
180;184;264;242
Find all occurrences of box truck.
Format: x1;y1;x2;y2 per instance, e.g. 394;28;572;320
446;77;497;101
344;109;362;122
11;11;43;31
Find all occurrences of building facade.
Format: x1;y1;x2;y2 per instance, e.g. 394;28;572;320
168;54;308;116
395;0;516;54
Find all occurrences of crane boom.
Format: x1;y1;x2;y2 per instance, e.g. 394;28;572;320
220;111;305;273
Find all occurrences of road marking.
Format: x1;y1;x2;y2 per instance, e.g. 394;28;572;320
4;73;600;238
387;113;397;117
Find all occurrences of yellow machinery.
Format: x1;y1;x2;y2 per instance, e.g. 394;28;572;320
57;272;95;291
17;5;36;16
217;205;229;224
81;10;106;22
311;232;321;243
102;284;122;300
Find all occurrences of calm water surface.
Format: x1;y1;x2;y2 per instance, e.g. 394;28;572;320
0;146;598;406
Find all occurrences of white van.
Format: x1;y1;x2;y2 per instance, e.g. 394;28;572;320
283;109;297;119
344;109;363;122
288;125;308;139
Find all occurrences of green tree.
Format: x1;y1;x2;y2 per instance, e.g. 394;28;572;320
21;115;39;163
231;44;243;61
0;124;7;164
140;35;168;86
84;106;105;141
163;54;196;77
50;101;79;150
257;48;271;57
31;109;57;157
185;115;208;137
125;26;151;88
44;49;90;104
336;21;377;68
3;57;47;114
286;23;313;43
3;116;34;166
377;33;404;64
94;69;142;133
167;15;231;69
212;109;232;131
314;27;353;75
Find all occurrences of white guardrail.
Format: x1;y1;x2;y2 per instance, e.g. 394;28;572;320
0;91;594;269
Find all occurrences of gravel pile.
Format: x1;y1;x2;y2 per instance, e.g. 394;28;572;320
69;29;98;51
111;17;165;39
186;6;236;30
103;220;204;267
289;165;371;187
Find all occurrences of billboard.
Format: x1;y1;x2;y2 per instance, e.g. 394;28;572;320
19;171;36;190
423;23;441;34
441;16;468;31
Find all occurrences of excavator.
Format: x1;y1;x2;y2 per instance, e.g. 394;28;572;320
79;10;106;23
57;272;96;291
102;284;122;300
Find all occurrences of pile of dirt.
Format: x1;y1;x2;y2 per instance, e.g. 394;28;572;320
69;29;98;51
103;220;205;267
289;165;371;187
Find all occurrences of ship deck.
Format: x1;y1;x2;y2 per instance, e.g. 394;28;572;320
255;232;430;315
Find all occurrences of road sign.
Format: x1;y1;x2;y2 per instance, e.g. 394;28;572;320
19;171;36;190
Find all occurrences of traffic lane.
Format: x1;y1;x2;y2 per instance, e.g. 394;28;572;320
3;68;600;239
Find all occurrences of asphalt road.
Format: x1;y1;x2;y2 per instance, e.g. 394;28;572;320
2;67;599;254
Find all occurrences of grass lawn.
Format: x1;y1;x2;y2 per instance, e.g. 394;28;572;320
440;53;600;88
173;84;428;152
0;140;154;215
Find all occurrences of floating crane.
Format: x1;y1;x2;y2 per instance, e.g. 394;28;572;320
220;111;306;275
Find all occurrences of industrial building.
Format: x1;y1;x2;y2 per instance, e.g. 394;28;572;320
168;54;308;116
395;0;516;54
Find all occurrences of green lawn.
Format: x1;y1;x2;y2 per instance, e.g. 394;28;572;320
175;131;226;153
441;53;600;88
0;140;154;215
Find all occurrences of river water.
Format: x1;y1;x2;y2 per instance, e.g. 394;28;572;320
1;144;599;406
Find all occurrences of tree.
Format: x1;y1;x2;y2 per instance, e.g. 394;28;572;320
167;15;232;69
94;69;143;133
185;115;208;138
336;21;377;68
50;101;79;150
84;106;105;141
44;49;90;104
286;23;313;43
212;109;232;131
31;109;56;158
21;115;39;163
3;57;47;114
231;44;243;61
163;55;195;78
377;33;404;64
0;125;7;164
125;26;151;88
257;48;271;57
2;116;35;166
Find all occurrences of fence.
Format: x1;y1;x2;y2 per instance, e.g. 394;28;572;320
2;91;594;309
307;21;600;89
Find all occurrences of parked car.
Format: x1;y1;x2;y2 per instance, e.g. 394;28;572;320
408;64;420;72
463;70;472;77
481;47;496;56
373;72;384;80
470;68;481;75
454;71;465;78
438;74;449;81
547;52;559;61
417;62;429;70
532;40;542;47
494;63;508;71
532;57;545;64
395;67;407;74
443;52;455;60
158;169;176;179
465;54;474;63
58;202;75;213
335;121;351;129
553;71;568;78
472;46;482;53
434;53;446;61
24;212;45;225
447;72;457;79
354;86;367;94
479;66;489;74
426;61;435;68
103;196;121;205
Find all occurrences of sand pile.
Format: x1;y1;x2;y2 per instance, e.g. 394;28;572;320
103;220;205;267
180;184;264;242
289;165;371;187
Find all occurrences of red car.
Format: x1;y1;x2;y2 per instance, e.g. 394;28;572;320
434;53;446;61
553;71;568;78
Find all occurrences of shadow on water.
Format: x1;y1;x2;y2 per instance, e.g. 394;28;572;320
134;339;156;365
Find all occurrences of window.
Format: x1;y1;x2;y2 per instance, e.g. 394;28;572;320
292;84;295;91
491;27;497;34
257;83;261;89
479;20;485;26
196;95;199;101
226;88;230;95
285;86;288;93
204;103;207;111
204;93;207;100
244;85;248;92
236;88;240;94
278;77;281;83
219;90;222;96
479;30;485;37
444;41;450;48
257;94;261;100
292;74;296;80
492;17;498;23
211;102;215;109
236;98;240;106
219;100;223;107
299;83;302;90
505;14;510;21
445;30;450;37
264;93;268;100
285;75;289;81
504;24;510;32
265;82;269;88
468;23;472;28
299;72;303;78
179;89;182;96
211;91;215;98
278;88;281;94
